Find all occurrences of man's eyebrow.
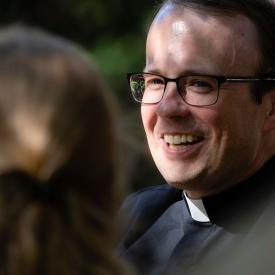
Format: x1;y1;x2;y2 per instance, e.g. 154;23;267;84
143;67;219;76
143;67;162;74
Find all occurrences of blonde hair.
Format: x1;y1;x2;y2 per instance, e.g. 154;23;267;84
0;25;126;275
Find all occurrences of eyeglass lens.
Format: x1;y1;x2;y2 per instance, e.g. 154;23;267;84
129;73;219;106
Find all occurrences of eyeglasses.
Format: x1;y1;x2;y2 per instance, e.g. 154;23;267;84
127;72;275;107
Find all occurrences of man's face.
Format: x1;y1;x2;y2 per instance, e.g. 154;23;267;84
142;5;270;198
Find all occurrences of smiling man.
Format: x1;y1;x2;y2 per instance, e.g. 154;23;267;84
119;1;275;275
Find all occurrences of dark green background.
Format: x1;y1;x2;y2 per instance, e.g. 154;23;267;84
0;0;164;191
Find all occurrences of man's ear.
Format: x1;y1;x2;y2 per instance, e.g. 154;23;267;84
263;91;275;132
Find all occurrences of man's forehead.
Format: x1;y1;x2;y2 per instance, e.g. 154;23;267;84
153;4;257;35
147;5;260;76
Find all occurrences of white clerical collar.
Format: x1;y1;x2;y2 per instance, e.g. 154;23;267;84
183;192;210;223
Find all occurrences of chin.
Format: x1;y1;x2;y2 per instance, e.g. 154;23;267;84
161;167;207;191
163;173;195;189
167;181;187;190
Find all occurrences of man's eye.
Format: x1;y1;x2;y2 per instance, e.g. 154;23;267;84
187;78;215;93
149;78;164;84
145;78;165;89
192;80;212;88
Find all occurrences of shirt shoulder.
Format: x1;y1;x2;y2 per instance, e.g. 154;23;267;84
123;184;179;205
118;184;182;251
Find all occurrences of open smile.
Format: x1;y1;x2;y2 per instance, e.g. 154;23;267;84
163;134;204;148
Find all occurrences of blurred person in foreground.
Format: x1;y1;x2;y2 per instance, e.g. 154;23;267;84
118;0;275;274
0;25;130;275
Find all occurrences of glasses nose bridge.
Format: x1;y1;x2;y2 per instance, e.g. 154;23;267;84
164;77;181;97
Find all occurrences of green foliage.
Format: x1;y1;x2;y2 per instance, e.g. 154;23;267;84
0;0;156;106
91;35;145;106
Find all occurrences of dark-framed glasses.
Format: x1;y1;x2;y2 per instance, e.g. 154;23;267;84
127;72;275;107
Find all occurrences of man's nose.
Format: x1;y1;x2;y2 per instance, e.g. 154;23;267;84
156;82;190;118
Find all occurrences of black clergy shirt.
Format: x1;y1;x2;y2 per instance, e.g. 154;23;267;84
118;156;275;275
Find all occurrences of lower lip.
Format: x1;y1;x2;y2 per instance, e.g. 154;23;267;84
161;139;204;160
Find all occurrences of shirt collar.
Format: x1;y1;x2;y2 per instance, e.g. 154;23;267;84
183;192;210;223
182;156;275;232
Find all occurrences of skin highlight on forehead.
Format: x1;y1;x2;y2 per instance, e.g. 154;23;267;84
172;20;189;36
147;5;260;76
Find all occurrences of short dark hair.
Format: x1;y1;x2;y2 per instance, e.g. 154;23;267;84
159;0;275;103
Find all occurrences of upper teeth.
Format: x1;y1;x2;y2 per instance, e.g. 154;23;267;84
164;134;199;145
